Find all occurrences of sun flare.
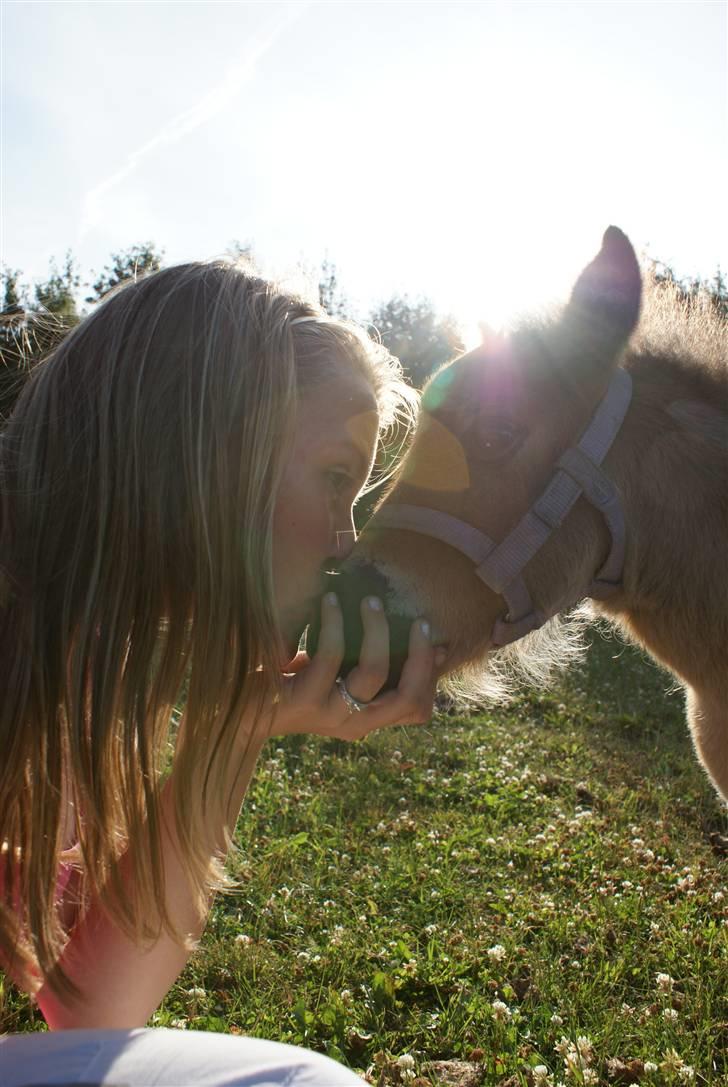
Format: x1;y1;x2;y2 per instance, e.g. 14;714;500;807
445;222;621;353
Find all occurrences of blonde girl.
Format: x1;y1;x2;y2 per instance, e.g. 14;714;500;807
0;262;443;1085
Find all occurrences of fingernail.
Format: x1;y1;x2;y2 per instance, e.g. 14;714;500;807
419;619;431;639
325;592;339;607
367;596;383;611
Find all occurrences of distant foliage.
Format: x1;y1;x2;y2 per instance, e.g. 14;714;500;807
86;243;164;304
1;254;81;420
1;244;164;420
318;259;351;320
367;295;465;389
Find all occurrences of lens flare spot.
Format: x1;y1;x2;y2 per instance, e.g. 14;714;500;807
401;414;470;492
422;366;457;412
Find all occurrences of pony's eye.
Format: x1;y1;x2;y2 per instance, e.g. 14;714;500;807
475;418;525;462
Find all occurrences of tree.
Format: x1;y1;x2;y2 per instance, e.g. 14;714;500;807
1;268;31;419
318;258;351;320
86;242;164;304
1;255;82;419
367;295;465;388
2;267;23;314
34;251;80;320
225;239;256;266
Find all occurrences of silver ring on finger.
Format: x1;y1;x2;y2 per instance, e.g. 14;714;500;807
335;676;369;714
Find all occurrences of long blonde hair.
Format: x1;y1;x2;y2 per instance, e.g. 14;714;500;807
0;259;415;996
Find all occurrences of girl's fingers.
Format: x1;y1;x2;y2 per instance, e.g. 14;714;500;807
384;618;439;724
340;596;390;703
273;605;445;740
333;618;440;734
295;593;344;697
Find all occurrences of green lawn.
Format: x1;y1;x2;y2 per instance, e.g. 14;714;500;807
4;625;727;1085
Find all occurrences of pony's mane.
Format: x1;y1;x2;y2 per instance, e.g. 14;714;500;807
626;270;728;398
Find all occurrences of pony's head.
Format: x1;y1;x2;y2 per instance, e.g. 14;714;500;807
329;227;643;698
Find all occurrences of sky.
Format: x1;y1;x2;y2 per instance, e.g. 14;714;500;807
2;0;726;338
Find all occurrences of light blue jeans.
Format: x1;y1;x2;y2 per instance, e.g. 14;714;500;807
0;1028;365;1086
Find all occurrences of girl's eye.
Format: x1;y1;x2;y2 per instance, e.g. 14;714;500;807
327;470;353;495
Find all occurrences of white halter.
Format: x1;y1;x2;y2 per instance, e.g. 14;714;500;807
368;368;633;647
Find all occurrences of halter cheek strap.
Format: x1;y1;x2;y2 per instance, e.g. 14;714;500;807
368;368;633;648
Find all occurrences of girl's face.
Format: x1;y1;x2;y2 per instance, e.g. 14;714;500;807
272;370;379;663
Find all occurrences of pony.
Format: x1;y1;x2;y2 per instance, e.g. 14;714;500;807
330;228;728;801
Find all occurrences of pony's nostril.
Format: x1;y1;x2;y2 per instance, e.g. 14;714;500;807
305;563;409;690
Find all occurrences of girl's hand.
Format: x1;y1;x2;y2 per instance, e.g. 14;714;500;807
270;593;446;741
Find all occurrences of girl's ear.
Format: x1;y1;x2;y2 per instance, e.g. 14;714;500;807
565;226;642;363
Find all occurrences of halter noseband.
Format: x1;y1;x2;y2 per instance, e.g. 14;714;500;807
368;367;633;647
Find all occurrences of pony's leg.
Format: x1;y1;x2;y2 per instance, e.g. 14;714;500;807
686;687;728;804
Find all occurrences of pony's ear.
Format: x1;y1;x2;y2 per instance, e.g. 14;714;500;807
565;226;642;365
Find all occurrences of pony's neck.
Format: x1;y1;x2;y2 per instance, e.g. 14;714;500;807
596;355;728;692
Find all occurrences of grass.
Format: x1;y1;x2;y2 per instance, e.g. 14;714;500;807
3;624;727;1085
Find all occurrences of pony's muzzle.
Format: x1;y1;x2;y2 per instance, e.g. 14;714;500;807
305;561;412;690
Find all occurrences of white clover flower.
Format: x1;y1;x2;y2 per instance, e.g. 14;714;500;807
340;989;353;1005
532;1065;552;1086
397;1054;416;1081
663;1007;679;1021
234;933;253;945
550;1013;564;1026
576;1036;594;1062
491;998;512;1023
656;972;674;992
660;1049;685;1074
170;1017;188;1029
678;1066;695;1081
712;889;724;902
487;944;507;963
185;986;206;1000
560;1036;595;1079
644;1062;658;1073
